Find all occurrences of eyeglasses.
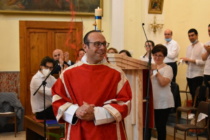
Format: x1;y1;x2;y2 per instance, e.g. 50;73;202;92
45;66;54;70
153;54;164;58
87;41;110;48
145;45;152;48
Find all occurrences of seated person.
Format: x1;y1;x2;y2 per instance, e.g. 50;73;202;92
30;56;56;120
107;47;118;53
76;48;86;63
119;49;132;57
64;51;75;66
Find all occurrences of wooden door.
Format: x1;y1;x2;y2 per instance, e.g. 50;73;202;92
19;21;83;115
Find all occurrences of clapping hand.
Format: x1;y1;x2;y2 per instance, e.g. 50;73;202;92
204;45;210;54
64;52;70;62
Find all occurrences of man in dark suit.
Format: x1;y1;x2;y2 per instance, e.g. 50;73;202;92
51;49;74;75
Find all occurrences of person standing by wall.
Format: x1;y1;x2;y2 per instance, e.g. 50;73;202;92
164;29;180;82
180;28;205;105
151;44;174;140
140;40;155;63
202;24;210;88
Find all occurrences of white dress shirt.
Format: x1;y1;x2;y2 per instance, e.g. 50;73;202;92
30;70;56;113
203;41;210;75
186;42;205;78
164;39;180;63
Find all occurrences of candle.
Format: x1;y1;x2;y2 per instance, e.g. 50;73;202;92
95;7;102;31
95;7;102;16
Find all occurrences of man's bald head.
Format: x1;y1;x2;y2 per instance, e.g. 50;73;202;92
164;29;173;36
164;29;173;42
53;49;63;61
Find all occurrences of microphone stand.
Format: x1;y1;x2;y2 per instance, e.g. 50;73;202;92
33;63;59;140
142;23;152;140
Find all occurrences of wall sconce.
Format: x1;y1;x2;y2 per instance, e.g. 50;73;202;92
150;16;164;33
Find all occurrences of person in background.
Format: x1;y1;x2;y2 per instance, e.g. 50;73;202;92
164;29;180;82
202;24;210;88
64;51;75;66
119;49;132;57
180;28;205;105
52;49;63;62
141;40;155;140
52;30;132;140
107;47;118;53
151;44;174;140
76;48;86;63
51;49;74;75
140;40;155;63
30;56;56;120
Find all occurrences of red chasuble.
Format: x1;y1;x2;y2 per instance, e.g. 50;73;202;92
52;62;132;140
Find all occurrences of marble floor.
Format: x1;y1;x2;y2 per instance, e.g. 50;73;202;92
151;126;207;140
0;126;208;140
0;131;25;140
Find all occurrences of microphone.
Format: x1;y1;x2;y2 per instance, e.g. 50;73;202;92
142;23;148;41
141;22;152;140
51;60;61;75
55;60;59;65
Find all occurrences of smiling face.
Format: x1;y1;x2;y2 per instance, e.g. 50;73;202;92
151;44;167;65
79;50;85;57
153;52;165;65
145;42;153;53
78;50;85;60
83;32;107;64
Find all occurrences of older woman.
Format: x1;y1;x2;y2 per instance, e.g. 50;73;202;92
151;44;174;140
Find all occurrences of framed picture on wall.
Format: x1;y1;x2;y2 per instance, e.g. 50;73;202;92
148;0;164;14
0;0;103;16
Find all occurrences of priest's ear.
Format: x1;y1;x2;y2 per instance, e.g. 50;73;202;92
83;43;89;51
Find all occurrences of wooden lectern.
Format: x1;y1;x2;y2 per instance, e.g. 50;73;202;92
107;54;156;140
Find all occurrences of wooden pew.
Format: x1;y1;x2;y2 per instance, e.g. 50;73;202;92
24;115;64;140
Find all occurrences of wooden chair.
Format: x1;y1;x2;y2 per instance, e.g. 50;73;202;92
174;101;210;140
0;92;20;137
176;84;209;124
176;84;198;124
0;112;17;137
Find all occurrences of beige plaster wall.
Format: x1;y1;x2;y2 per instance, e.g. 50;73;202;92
162;0;210;91
0;0;111;71
1;0;210;91
124;0;210;91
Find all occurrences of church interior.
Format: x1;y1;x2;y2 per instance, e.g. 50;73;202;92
0;0;210;140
